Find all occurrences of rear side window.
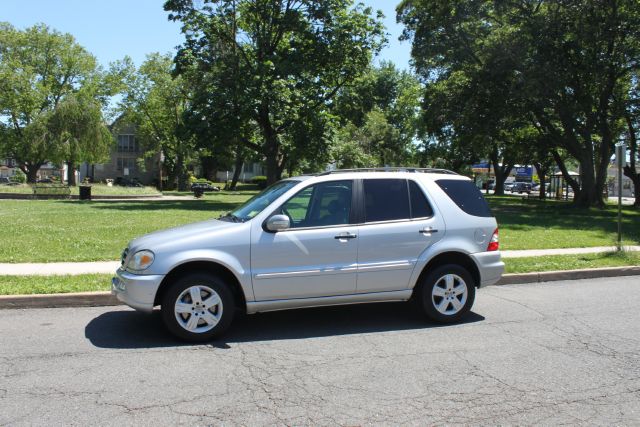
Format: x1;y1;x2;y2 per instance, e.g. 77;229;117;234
364;179;410;222
436;179;492;217
409;180;434;218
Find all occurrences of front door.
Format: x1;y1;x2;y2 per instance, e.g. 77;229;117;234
251;180;358;301
356;178;444;293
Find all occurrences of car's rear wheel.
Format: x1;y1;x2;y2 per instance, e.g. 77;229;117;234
161;273;235;342
419;264;476;323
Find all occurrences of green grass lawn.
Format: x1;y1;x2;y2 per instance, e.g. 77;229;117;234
0;274;110;295
0;192;251;262
0;183;160;195
487;195;640;250
1;251;638;295
0;190;638;263
504;251;640;273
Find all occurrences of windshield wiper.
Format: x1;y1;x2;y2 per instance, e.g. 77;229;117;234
219;213;244;223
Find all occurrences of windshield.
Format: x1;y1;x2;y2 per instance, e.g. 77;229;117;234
226;180;300;221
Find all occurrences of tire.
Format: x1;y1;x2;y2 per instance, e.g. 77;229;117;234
161;273;235;342
419;264;476;323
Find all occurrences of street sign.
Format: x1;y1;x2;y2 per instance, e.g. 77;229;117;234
616;142;627;168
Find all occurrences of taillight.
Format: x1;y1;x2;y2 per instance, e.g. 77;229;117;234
487;228;499;251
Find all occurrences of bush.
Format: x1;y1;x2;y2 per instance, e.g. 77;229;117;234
10;170;26;183
251;175;267;189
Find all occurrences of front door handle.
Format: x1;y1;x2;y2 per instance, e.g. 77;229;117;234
419;227;438;234
334;233;357;240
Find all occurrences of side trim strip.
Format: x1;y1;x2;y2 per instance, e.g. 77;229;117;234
246;289;412;314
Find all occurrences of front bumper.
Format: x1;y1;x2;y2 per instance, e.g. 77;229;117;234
111;268;164;313
470;251;505;287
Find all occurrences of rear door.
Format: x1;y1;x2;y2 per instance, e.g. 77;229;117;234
356;178;444;293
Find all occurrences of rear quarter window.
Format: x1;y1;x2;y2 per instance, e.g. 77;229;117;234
435;179;492;217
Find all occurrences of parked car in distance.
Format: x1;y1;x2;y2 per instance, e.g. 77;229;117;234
0;177;10;184
112;168;504;342
114;177;144;187
511;182;532;194
191;182;220;192
36;178;53;183
504;182;515;192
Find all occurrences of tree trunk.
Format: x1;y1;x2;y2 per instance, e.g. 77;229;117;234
574;153;605;208
533;162;548;200
176;152;187;191
200;155;218;182
489;148;513;196
25;167;39;184
623;113;639;208
227;150;244;191
66;161;77;186
257;102;283;185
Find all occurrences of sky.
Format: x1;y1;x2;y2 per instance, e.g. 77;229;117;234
1;0;413;70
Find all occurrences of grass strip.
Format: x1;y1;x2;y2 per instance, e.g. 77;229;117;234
504;251;640;273
1;252;638;295
0;274;111;295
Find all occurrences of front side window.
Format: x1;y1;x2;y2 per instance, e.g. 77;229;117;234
279;180;353;228
229;180;299;221
364;179;410;222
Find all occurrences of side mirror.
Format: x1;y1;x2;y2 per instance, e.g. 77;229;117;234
265;214;290;232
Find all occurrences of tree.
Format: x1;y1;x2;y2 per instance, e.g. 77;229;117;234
399;0;640;207
48;93;112;185
332;62;422;168
0;23;112;183
118;54;195;190
165;0;386;184
623;75;640;207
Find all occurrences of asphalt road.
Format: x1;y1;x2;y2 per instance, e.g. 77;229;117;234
1;277;639;426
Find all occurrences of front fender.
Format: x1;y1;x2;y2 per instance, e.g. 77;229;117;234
160;249;254;302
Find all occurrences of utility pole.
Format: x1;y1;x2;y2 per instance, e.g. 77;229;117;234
615;142;626;250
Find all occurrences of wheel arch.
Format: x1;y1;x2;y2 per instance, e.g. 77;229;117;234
413;251;481;296
154;261;247;311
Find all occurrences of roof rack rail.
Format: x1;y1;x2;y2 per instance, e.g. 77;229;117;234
318;167;458;176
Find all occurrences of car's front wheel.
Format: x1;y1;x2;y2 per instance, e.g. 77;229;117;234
161;273;235;342
419;264;476;323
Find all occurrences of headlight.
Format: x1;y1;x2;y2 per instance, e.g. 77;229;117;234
126;250;155;271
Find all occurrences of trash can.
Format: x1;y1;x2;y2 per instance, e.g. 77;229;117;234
79;185;92;201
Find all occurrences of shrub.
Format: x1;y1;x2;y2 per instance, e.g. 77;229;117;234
10;169;26;183
251;175;268;189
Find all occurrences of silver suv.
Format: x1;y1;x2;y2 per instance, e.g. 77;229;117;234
112;169;504;342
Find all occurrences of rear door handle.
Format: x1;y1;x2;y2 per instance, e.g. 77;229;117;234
419;227;438;234
334;233;357;240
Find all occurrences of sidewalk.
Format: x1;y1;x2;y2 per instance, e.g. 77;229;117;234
1;246;638;276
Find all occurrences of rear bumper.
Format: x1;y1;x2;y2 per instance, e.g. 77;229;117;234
470;251;504;287
111;269;164;313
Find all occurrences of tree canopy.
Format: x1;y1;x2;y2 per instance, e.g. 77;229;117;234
399;0;640;207
0;23;113;183
165;0;386;184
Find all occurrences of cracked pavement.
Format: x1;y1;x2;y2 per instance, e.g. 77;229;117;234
1;276;639;425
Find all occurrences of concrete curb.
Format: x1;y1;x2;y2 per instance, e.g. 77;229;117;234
495;265;640;285
0;291;119;309
1;266;639;310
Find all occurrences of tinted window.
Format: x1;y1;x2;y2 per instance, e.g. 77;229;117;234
280;181;352;228
409;180;434;218
436;179;492;217
364;179;410;222
231;180;299;221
